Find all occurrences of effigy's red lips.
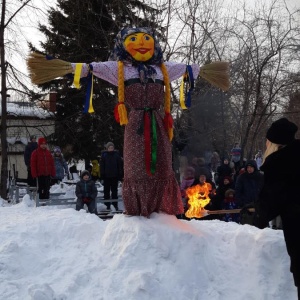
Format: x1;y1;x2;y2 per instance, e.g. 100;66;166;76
135;48;150;54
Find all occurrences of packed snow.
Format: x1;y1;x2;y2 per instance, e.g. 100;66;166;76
0;192;297;300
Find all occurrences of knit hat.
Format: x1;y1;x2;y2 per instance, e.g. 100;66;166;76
184;166;195;177
223;176;232;183
53;146;61;153
30;135;36;141
225;189;235;198
38;137;47;146
106;142;114;149
81;170;90;179
266;118;298;145
245;159;257;170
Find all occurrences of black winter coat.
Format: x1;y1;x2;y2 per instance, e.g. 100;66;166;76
216;164;233;183
254;140;300;287
75;179;97;200
235;170;264;207
100;151;123;179
24;142;38;166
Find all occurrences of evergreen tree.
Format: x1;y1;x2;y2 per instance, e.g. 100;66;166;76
34;0;162;161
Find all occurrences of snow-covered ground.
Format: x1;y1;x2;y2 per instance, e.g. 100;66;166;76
0;192;297;300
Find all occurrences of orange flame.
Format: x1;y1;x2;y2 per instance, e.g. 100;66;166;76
185;183;212;218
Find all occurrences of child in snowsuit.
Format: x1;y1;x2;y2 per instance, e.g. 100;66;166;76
222;189;239;223
51;146;69;185
75;170;98;214
91;159;100;182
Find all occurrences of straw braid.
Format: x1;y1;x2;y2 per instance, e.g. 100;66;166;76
117;61;128;125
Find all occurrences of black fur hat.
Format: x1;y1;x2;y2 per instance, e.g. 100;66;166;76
266;118;298;145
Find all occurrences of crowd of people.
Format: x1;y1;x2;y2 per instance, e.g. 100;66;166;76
24;137;123;213
179;144;274;227
25;134;265;225
24;133;285;227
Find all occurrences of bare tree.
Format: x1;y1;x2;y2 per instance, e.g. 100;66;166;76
228;0;300;159
0;0;53;199
160;0;300;163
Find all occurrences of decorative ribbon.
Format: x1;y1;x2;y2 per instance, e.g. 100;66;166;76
179;77;187;109
151;112;158;174
73;63;83;89
83;65;94;113
46;54;54;60
73;63;95;114
136;107;158;175
144;110;152;175
179;65;194;109
163;112;173;141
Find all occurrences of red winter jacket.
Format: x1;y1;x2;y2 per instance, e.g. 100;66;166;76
30;147;55;178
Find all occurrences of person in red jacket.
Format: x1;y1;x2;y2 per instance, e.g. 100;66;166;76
30;137;55;199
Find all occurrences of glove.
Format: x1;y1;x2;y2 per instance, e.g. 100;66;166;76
83;197;91;203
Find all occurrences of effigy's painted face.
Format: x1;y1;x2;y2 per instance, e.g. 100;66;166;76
124;32;155;62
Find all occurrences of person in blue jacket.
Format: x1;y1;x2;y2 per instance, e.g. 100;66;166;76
51;146;69;185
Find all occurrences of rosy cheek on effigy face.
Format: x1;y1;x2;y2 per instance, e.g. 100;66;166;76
124;33;155;62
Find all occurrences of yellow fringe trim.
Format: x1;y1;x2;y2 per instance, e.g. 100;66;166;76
117;61;128;125
161;63;173;141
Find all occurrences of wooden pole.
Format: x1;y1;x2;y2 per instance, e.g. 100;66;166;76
206;208;255;215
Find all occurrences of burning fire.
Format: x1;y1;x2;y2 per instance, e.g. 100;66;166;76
185;183;212;218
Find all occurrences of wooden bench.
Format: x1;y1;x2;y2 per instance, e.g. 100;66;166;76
8;183;37;204
36;195;123;208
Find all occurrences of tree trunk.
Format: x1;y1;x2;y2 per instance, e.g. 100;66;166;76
0;0;8;199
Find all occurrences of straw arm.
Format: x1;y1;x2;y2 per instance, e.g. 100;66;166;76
27;52;73;85
199;61;230;92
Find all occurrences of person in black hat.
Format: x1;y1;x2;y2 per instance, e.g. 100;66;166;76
254;118;300;298
24;135;38;186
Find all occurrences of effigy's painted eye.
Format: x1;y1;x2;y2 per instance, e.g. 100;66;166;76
130;36;136;41
144;35;150;41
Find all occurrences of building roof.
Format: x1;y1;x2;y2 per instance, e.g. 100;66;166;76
0;101;54;119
